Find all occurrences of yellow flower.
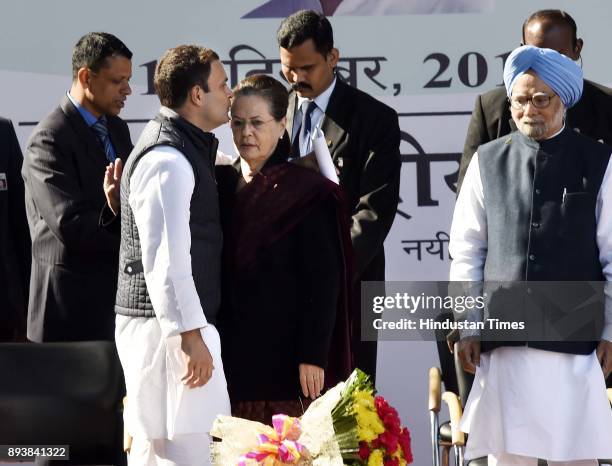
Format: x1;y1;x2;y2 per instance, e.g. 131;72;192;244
367;449;384;466
354;390;375;410
353;390;385;442
357;411;385;441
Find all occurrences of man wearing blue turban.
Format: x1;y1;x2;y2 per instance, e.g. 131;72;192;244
449;44;612;465
457;10;612;193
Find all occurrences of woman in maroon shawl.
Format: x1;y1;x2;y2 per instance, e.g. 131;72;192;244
216;75;352;424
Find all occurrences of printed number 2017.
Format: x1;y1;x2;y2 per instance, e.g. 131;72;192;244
423;52;510;88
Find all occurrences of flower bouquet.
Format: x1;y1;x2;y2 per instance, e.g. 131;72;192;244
210;369;412;465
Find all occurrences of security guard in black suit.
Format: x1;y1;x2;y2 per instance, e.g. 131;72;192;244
458;9;612;192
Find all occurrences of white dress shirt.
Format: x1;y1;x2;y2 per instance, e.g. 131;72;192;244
115;141;229;441
128;145;208;337
293;77;336;156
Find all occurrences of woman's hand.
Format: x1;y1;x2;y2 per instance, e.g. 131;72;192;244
299;363;324;400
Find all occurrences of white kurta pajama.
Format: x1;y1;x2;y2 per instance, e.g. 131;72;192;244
116;145;230;466
449;146;612;463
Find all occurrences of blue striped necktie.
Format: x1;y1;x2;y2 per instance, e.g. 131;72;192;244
291;100;318;157
303;100;317;136
92;118;116;162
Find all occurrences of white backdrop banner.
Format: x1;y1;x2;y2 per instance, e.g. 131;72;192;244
2;1;611;462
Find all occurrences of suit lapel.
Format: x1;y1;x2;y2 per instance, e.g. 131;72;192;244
508;118;517;132
320;79;347;161
286;93;298;142
60;96;108;167
500;104;517;134
320;115;345;160
566;80;590;136
107;117;131;161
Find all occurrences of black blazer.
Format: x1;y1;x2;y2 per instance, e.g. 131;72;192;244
457;79;612;192
0;117;31;341
22;96;132;342
287;78;401;283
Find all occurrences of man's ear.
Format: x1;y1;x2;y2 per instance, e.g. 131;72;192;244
327;47;340;67
575;38;584;57
189;85;204;107
77;67;90;90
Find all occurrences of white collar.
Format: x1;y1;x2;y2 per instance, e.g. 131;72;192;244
160;106;180;119
296;76;337;113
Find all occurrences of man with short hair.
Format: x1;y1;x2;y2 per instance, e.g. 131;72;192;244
22;32;133;342
277;10;401;382
450;45;612;465
457;9;612;192
113;45;232;465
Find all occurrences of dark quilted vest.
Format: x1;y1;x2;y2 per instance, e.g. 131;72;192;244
114;109;222;325
477;127;611;354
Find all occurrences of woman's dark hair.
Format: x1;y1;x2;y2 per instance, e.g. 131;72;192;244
154;45;219;108
232;74;289;121
72;32;132;80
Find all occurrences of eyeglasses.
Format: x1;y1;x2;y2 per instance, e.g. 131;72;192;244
230;117;276;131
509;92;556;110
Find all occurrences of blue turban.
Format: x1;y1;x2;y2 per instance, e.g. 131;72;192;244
503;45;583;108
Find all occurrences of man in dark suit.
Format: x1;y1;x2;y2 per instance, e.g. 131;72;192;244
0;117;30;342
22;32;133;342
457;9;612;192
278;10;401;381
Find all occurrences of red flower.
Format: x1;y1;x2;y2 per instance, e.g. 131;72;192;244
399;427;413;464
375;396;390;416
383;411;401;435
358;441;371;460
371;437;382;449
377;431;399;454
375;396;401;433
383;456;399;466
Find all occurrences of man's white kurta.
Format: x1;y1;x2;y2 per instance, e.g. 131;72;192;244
449;148;612;460
116;145;230;441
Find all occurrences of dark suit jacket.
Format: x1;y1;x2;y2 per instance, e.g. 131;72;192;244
0;117;31;341
22;96;132;342
287;78;401;283
457;79;612;192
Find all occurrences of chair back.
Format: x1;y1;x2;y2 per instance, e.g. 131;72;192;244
434;312;459;395
0;341;125;465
